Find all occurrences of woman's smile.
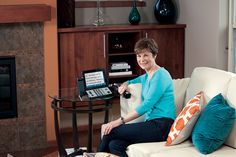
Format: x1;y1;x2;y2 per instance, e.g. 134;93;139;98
136;49;156;72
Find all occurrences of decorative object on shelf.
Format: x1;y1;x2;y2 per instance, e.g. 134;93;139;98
93;0;105;26
57;0;75;28
154;0;178;24
129;0;141;25
112;37;124;51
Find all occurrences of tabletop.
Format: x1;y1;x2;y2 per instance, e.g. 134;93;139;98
49;87;114;102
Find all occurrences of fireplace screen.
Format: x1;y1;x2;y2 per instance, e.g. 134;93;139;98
0;57;17;119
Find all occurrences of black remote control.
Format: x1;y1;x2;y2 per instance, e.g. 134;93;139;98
123;91;131;99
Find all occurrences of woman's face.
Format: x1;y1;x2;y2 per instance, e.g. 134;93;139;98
136;49;156;71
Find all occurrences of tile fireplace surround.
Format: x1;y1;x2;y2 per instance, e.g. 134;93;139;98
0;22;46;153
0;4;51;153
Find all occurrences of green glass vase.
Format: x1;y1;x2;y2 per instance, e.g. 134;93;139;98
128;0;141;25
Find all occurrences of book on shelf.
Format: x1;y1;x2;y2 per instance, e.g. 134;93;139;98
110;68;130;72
111;62;129;67
111;64;131;70
109;71;132;76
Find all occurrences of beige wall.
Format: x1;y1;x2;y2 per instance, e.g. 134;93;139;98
75;0;157;25
0;0;58;142
178;0;228;76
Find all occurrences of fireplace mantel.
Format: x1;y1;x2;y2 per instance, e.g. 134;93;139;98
0;4;51;24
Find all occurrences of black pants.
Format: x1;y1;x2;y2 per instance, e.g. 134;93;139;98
98;118;174;157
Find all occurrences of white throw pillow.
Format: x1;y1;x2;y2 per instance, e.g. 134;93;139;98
166;91;204;145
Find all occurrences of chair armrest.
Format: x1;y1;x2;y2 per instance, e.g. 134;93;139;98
120;83;145;123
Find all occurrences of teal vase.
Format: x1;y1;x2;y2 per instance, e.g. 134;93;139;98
129;0;141;25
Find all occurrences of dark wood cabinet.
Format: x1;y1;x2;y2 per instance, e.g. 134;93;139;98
58;24;186;89
143;28;185;79
59;31;106;88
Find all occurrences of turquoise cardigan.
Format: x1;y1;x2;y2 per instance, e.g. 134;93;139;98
128;67;176;121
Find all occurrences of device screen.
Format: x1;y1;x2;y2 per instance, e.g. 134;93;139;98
84;71;106;89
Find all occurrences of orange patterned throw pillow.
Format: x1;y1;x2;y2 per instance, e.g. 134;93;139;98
166;91;204;145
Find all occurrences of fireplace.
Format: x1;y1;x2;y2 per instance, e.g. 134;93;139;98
0;56;17;119
0;4;51;153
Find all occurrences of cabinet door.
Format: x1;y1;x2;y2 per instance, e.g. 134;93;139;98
144;28;185;79
59;32;106;88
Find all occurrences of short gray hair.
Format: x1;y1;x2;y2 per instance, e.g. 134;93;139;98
134;38;158;56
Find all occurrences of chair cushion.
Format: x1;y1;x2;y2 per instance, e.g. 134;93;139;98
149;145;236;157
166;91;203;145
126;141;193;157
192;93;235;154
173;78;190;115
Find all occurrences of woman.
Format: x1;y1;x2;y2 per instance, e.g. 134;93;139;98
98;38;176;157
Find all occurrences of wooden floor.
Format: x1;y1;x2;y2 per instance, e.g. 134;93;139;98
0;147;59;157
0;129;101;157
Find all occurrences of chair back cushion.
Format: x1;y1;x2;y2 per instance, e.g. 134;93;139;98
225;76;236;148
173;78;190;115
185;67;233;105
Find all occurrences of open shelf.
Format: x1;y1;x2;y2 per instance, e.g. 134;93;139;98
107;31;141;84
108;32;140;54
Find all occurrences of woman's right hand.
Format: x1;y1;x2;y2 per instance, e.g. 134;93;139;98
101;118;123;136
118;82;128;94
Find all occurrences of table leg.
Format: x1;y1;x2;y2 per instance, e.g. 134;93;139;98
88;101;93;152
104;100;110;123
72;102;80;150
52;100;67;157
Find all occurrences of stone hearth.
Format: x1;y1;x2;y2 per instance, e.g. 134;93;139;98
0;23;46;152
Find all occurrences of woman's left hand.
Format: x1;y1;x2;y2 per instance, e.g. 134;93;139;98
102;118;122;136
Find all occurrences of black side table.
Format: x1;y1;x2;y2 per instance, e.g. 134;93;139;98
49;88;113;157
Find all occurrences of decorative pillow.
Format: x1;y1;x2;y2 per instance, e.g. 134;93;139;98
166;91;204;145
192;93;235;154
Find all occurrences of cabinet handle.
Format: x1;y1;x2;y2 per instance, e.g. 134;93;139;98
145;32;148;38
103;34;106;58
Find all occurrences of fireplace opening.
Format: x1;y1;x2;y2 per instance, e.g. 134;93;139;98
0;56;17;119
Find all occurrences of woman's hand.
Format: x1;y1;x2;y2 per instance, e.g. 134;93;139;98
101;111;140;137
101;118;122;136
118;82;129;94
